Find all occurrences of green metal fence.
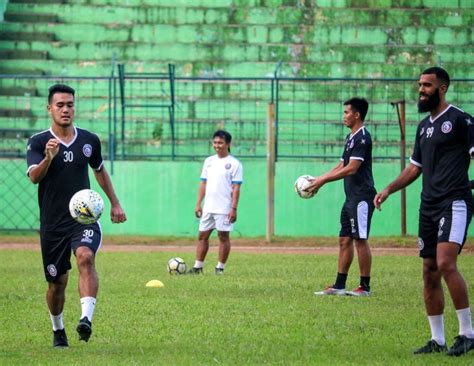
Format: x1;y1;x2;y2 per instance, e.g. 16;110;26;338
2;73;473;161
1;74;473;231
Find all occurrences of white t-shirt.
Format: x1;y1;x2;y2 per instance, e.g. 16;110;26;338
200;154;243;214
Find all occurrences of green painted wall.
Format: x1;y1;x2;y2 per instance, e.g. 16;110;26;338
5;159;473;237
97;160;425;237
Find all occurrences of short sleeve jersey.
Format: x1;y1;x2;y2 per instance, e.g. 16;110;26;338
200;154;243;214
341;126;376;200
26;127;104;231
410;104;474;204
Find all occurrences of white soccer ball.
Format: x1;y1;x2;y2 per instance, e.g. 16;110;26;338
167;257;187;275
294;175;315;199
69;189;104;224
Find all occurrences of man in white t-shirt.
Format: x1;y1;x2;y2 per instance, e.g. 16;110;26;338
187;130;243;275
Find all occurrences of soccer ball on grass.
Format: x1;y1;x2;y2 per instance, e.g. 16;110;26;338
69;189;104;224
167;257;187;275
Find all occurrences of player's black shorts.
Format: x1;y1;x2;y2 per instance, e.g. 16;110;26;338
40;223;102;282
418;198;472;258
339;198;375;240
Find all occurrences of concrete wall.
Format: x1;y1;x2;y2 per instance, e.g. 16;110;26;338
4;159;473;237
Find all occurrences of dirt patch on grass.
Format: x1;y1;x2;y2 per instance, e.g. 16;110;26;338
1;235;472;255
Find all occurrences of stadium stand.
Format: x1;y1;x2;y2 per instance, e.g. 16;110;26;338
0;0;472;159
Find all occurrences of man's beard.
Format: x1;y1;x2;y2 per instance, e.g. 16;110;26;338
418;88;440;113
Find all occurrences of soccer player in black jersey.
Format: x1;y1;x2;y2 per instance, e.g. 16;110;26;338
308;97;376;297
375;67;474;356
26;84;126;348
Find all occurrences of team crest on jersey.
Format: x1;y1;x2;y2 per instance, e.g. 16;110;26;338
83;144;92;157
417;237;424;251
441;121;452;134
47;264;57;277
225;163;231;169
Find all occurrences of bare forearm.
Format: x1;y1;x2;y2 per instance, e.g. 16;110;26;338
231;185;241;209
94;169;120;205
196;183;206;206
320;160;359;185
385;164;421;194
29;157;53;184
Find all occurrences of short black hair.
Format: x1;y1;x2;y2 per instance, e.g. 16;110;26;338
213;130;232;144
344;97;369;121
421;67;450;88
48;84;75;104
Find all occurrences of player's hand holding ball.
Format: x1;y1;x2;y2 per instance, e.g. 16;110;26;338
294;175;317;199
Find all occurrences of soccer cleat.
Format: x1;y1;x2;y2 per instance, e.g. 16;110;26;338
314;286;346;296
53;328;69;348
215;267;224;275
187;267;203;275
76;317;92;342
413;339;447;354
447;335;474;356
347;285;371;297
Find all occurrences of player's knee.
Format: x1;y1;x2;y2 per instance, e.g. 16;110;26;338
217;231;230;242
76;249;95;268
48;281;66;296
436;258;457;276
422;266;441;288
338;237;352;249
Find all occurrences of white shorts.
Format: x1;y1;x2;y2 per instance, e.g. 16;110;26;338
199;212;233;232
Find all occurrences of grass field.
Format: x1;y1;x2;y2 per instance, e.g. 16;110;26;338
2;245;474;365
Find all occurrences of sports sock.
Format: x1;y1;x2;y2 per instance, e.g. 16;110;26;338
216;262;225;269
194;260;204;269
80;297;96;322
334;272;348;289
360;276;371;291
428;314;446;346
50;312;64;331
456;307;474;338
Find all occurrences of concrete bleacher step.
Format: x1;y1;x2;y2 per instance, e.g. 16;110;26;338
10;0;64;3
0;87;39;96
4;12;58;23
0;109;35;118
0;49;49;60
0;31;56;42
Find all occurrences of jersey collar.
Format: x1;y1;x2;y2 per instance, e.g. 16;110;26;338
49;126;78;148
429;104;452;124
349;126;365;140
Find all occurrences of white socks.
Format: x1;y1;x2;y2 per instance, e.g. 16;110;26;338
50;312;64;331
194;261;226;269
80;297;96;322
456;307;474;338
428;314;445;346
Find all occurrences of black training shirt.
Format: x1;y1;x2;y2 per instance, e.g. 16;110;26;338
26;127;103;231
411;105;474;204
341;126;377;200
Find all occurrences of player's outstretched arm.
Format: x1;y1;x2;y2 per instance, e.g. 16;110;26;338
374;163;421;210
307;160;360;193
93;167;126;223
